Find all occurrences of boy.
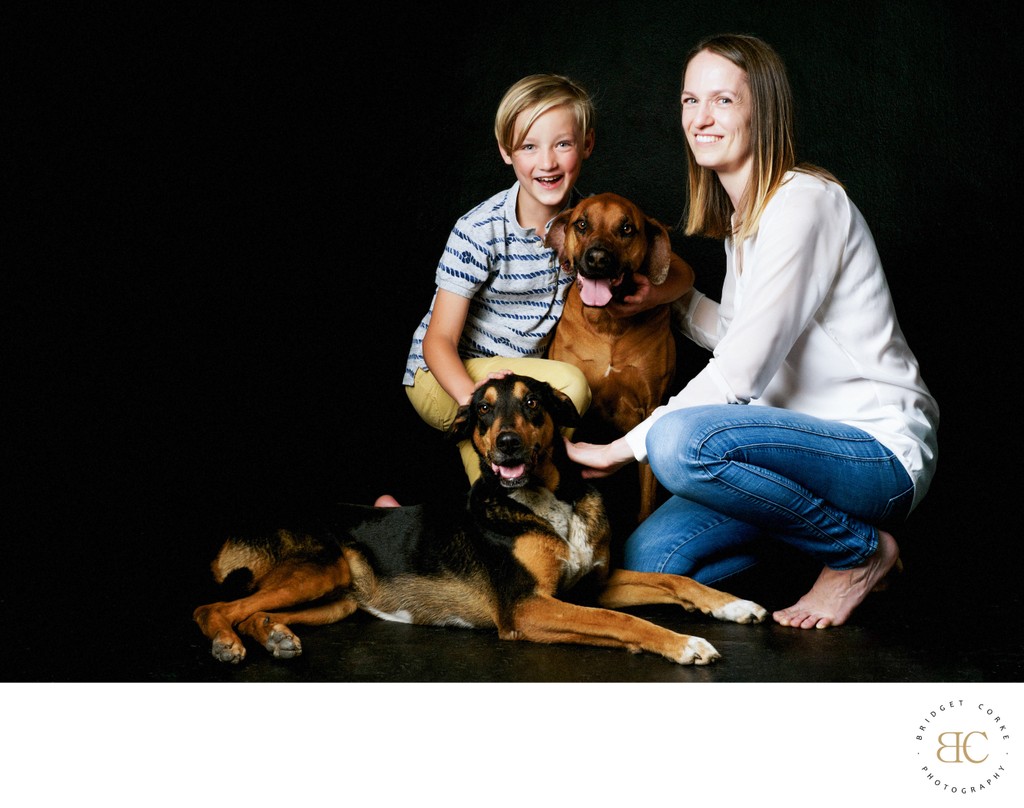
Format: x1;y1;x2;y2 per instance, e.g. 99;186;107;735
402;73;689;482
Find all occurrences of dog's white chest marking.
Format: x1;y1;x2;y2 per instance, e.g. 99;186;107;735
510;487;599;586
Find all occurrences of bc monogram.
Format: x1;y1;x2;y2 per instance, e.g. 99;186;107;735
935;731;988;763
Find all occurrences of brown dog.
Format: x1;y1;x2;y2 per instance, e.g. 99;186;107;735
545;192;694;521
193;374;765;666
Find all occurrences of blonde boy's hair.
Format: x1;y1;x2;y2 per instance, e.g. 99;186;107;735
494;74;595;154
681;34;838;242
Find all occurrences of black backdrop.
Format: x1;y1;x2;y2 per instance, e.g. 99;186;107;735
8;1;1022;670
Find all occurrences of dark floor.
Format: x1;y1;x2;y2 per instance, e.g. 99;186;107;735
15;585;1023;684
176;588;1023;685
7;401;1022;684
7;499;1022;684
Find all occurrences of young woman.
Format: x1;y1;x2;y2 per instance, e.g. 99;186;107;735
565;34;939;629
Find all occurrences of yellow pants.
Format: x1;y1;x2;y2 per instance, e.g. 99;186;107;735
405;357;591;483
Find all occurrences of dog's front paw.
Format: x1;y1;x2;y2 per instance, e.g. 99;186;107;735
265;624;302;659
677;636;720;665
713;598;768;624
211;632;246;664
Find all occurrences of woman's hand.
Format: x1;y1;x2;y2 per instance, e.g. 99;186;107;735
605;273;655;318
605;253;694;318
564;435;637;479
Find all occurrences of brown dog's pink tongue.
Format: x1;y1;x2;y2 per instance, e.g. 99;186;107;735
579;277;613;307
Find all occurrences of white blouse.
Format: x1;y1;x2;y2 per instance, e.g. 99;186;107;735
624;171;939;510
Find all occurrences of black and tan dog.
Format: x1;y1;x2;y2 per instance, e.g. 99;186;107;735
193;374;765;666
546;192;695;522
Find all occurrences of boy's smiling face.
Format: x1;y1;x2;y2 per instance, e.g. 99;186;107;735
499;104;594;233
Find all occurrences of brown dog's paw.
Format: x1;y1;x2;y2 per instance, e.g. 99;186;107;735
677;636;721;665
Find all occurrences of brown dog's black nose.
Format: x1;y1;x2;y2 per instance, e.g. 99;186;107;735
583;246;617;277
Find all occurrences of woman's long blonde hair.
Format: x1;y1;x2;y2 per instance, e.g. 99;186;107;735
682;34;838;242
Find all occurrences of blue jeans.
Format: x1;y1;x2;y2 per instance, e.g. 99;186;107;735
624;405;915;586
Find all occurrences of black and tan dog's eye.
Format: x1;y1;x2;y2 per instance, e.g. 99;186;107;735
477;402;491;416
524;395;539;410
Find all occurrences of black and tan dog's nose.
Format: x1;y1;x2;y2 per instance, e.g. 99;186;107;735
496;430;523;455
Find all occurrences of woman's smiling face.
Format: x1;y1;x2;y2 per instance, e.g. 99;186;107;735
681;49;754;188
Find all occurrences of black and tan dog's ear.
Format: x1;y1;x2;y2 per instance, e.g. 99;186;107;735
545;385;582;429
447;404;474;442
644;216;672;285
543;208;574;263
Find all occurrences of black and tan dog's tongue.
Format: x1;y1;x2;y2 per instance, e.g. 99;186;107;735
579;277;614;307
492;463;527;480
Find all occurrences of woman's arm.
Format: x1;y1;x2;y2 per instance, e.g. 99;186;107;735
606;252;695;318
623;180;847;461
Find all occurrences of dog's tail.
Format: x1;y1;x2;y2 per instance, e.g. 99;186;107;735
210;529;337;584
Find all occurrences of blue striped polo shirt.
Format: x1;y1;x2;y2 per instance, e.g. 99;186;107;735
402;181;581;386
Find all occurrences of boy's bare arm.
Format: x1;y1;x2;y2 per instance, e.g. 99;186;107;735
422;290;477;406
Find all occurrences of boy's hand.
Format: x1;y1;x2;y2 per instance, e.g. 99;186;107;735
474;369;513;389
458;369;514;407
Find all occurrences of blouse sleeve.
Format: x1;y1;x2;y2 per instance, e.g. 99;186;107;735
675;289;720;351
625;179;848;461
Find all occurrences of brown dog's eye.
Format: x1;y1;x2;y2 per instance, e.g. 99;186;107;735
620;223;636;237
574;218;587;233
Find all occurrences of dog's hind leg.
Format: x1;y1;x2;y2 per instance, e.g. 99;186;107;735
193;557;354;663
237;596;360;659
597;569;767;624
504;594;721;665
193;600;256;664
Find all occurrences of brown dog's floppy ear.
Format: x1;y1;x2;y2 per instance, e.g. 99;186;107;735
644;217;672;285
543;208;573;264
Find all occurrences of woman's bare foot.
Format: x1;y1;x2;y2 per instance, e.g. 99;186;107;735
772;529;900;629
374;495;400;508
